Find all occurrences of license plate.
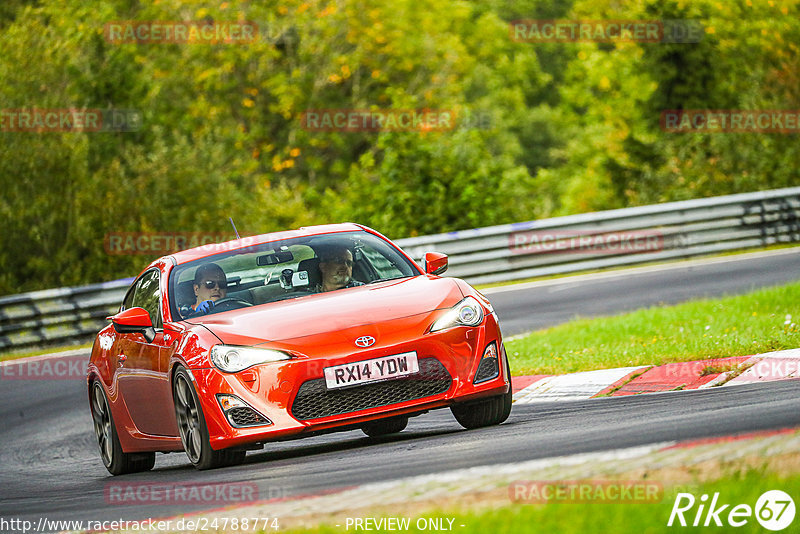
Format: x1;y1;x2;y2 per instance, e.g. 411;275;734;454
324;352;419;390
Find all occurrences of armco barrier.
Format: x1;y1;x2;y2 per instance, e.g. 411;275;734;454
394;187;800;285
0;278;134;351
1;188;799;351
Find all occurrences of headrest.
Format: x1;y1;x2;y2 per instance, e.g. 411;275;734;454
176;280;195;307
297;257;321;287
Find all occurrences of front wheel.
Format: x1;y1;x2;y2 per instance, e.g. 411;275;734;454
173;367;246;470
451;355;512;429
91;381;155;475
451;391;512;429
361;415;409;437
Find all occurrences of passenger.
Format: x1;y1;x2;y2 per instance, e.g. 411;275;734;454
183;263;227;317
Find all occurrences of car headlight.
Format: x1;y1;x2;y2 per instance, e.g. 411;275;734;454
210;345;292;373
429;296;485;333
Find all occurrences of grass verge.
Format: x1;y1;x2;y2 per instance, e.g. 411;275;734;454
405;471;799;534
279;465;800;534
505;280;799;376
0;342;92;362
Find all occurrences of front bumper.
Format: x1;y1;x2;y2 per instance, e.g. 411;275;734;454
191;312;510;450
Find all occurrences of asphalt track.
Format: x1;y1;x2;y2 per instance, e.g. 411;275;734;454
1;249;799;530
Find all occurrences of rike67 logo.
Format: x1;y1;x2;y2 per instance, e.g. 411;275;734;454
668;490;795;531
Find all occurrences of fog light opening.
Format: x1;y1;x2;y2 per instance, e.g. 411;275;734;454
473;341;500;384
216;394;273;428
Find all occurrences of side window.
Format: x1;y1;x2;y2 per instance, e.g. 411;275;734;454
121;284;136;311
360;246;406;279
131;270;162;329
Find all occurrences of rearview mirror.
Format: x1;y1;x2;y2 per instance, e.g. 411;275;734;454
109;307;156;342
257;251;294;266
423;252;448;276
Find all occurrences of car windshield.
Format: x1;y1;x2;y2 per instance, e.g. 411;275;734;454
169;230;419;320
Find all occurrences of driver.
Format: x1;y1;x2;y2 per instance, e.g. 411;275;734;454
316;246;364;292
182;263;227;317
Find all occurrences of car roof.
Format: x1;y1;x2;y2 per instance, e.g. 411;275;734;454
167;223;367;265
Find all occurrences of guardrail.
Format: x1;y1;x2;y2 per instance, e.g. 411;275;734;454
1;187;799;351
395;187;800;285
0;278;133;351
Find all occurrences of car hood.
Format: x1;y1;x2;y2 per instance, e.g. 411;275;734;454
187;276;465;346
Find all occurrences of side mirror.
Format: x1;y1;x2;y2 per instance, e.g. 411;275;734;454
423;252;448;276
109;307;156;343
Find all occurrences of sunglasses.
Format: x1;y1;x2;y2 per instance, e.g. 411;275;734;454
201;280;227;290
323;257;353;267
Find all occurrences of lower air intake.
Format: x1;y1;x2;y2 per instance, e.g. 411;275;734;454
227;407;271;427
291;357;452;421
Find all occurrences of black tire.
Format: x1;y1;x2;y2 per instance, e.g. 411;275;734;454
173;367;246;470
451;353;513;429
361;415;409;437
91;381;155;475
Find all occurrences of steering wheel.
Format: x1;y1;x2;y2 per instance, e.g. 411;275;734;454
211;297;253;312
270;289;316;302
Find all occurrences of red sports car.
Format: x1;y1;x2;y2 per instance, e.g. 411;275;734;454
88;223;512;474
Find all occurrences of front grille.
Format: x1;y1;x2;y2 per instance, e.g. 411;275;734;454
473;356;499;384
291;357;452;421
227;407;271;427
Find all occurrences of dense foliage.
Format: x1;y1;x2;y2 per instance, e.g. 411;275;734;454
1;0;797;294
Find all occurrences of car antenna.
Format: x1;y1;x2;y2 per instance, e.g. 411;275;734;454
229;217;241;239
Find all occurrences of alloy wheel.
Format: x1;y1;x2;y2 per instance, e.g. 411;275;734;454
174;375;203;464
91;383;113;467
